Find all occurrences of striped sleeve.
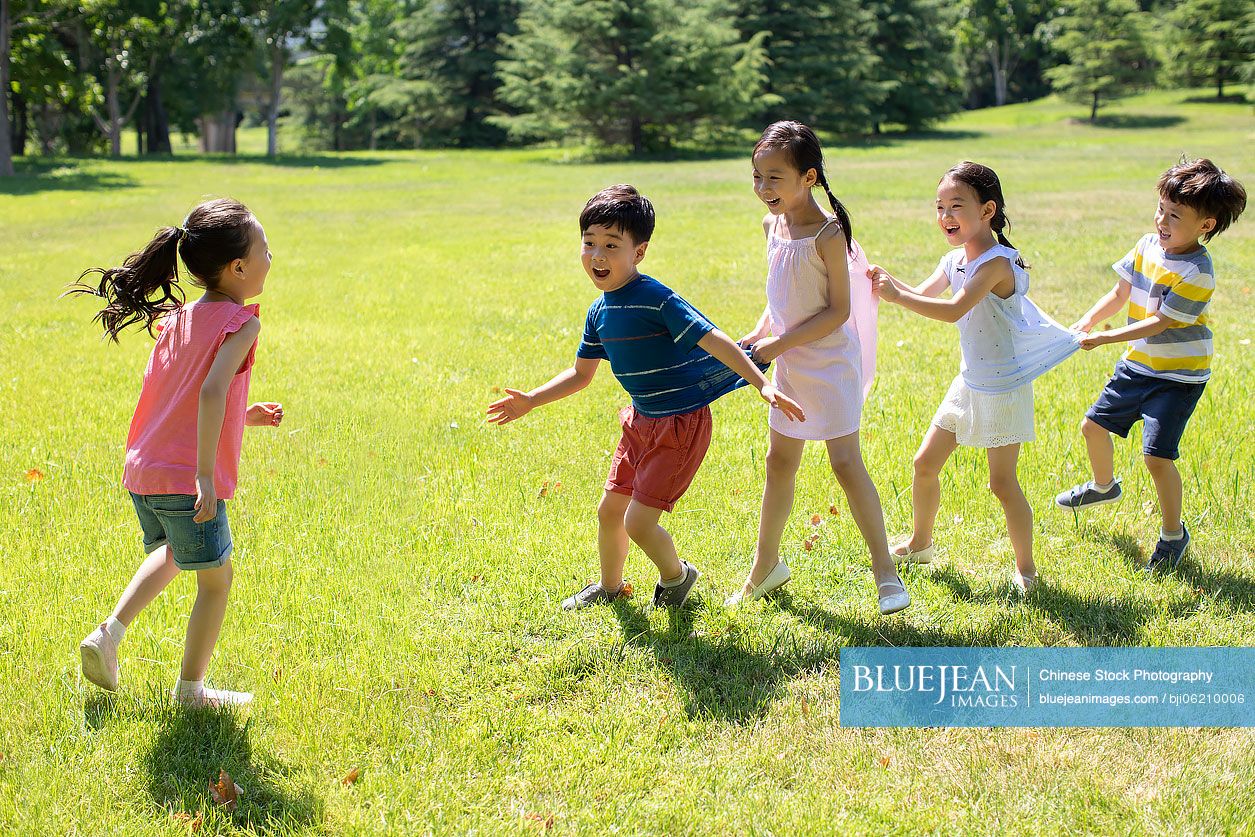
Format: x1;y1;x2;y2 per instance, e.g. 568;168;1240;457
1159;268;1214;325
1111;237;1144;285
576;303;607;359
660;293;715;353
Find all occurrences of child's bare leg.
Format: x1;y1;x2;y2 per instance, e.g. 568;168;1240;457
1081;417;1116;485
986;444;1035;577
825;432;896;586
907;425;959;550
1144;455;1183;533
623;500;682;582
750;431;805;587
179;559;233;682
596;490;632;590
112;545;180;626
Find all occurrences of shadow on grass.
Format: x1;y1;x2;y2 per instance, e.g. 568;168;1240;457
143;704;322;834
606;598;838;723
1;159;139;194
1174;562;1255;611
1087;114;1186;130
84;695;322;833
1180;94;1248;105
545;127;987;164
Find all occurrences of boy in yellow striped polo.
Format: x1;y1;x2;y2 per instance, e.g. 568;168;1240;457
1058;158;1247;571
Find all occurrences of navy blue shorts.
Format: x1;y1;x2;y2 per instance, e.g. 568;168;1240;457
129;492;233;570
1085;361;1206;460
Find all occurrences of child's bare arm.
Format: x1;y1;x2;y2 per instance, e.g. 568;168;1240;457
1080;310;1172;350
1072;280;1130;332
873;259;1012;324
487;357;600;425
697;329;806;422
195;318;261;522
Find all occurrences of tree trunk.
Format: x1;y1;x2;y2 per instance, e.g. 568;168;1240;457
267;41;284;157
0;0;14;176
1217;72;1224;99
629;116;643;156
198;110;237;153
144;74;171;154
1090;90;1099;122
135;118;144;155
12;86;25;156
368;107;377;151
106;64;123;157
987;43;1008;107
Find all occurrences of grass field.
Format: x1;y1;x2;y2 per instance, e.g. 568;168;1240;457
1;89;1253;835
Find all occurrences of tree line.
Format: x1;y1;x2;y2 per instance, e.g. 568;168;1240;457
2;0;1251;175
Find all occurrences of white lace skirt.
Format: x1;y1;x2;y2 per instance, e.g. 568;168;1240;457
931;374;1034;448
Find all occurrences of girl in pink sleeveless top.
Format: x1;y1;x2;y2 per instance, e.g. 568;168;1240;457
68;198;284;708
731;121;909;616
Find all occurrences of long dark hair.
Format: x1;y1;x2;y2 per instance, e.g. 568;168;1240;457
942;161;1028;268
65;198;257;341
754;121;853;254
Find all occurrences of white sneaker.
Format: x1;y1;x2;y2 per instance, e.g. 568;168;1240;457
172;686;254;708
878;576;911;615
891;539;934;565
725;560;791;606
80;624;119;692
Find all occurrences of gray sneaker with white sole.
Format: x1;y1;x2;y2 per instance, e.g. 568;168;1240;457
652;561;700;608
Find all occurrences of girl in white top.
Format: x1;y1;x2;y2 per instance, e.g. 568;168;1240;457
731;121;909;616
870;162;1079;592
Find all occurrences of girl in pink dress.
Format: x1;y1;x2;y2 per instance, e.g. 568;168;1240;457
730;122;908;615
69;198;283;707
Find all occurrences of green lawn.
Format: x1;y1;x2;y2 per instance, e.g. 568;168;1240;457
1;89;1252;835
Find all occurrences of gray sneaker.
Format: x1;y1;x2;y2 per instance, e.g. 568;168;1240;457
1055;479;1122;510
652;561;700;608
1144;523;1190;572
561;582;626;611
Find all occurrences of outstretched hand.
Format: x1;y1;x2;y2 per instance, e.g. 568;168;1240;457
246;402;284;427
486;388;534;425
759;385;806;422
867;265;901;302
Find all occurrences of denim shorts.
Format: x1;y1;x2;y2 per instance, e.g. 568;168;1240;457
129;492;233;570
1085;361;1206;461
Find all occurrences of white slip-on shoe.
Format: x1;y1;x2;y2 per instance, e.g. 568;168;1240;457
725;560;791;606
878;576;911;615
1012;570;1040;595
173;686;254;709
80;623;119;692
891;539;934;566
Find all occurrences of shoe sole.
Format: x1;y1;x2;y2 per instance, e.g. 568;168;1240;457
1055;494;1122;511
79;643;116;692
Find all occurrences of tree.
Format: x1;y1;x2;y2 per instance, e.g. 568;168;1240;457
955;0;1056;107
391;0;517;147
866;0;963;131
1044;0;1151;121
494;0;769;154
1168;0;1251;99
255;0;318;156
78;0;164;157
735;0;879;133
2;0;14;175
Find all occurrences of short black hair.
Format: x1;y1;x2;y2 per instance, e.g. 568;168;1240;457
1157;157;1247;242
579;184;655;244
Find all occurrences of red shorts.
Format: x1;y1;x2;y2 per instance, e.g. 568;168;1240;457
605;405;713;512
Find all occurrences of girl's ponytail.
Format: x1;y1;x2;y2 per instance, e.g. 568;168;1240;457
755;121;854;255
65;198;257;341
66;227;186;342
817;171;854;255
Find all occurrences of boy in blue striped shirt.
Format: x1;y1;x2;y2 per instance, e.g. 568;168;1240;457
1059;158;1247;571
488;185;805;609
